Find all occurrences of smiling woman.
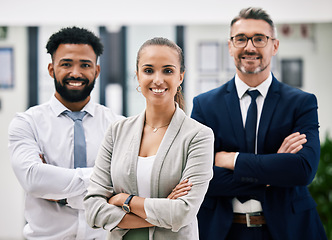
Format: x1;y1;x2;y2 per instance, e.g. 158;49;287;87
135;41;185;158
84;37;214;240
137;44;183;113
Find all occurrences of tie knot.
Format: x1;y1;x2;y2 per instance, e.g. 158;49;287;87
247;90;260;101
64;110;87;121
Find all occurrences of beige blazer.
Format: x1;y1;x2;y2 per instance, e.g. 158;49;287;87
84;104;214;240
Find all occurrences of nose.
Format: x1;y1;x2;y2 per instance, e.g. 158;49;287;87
69;65;82;78
244;38;256;51
153;72;164;85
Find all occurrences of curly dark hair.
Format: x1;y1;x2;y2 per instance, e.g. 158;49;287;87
46;26;103;60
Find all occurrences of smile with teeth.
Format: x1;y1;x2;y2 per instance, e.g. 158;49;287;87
151;88;167;93
242;56;260;60
67;81;84;87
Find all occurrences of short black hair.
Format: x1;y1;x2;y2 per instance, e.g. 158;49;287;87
46;26;103;59
231;7;276;36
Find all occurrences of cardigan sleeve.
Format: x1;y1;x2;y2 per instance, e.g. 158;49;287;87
84;125;126;231
144;126;214;232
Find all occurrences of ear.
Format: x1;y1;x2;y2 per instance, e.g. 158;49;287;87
95;65;101;79
48;63;54;78
179;71;185;85
272;39;279;56
228;39;234;57
135;70;141;84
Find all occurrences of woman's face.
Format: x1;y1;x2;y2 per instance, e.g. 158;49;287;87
136;45;184;108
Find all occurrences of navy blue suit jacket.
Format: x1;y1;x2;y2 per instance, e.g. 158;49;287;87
191;75;327;240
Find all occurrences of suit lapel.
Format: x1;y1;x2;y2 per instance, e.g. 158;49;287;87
257;77;281;154
150;104;186;197
224;79;247;151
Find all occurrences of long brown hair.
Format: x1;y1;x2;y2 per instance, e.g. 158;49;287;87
136;37;185;110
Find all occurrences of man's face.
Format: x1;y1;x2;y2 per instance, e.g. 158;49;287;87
48;44;100;102
228;19;279;76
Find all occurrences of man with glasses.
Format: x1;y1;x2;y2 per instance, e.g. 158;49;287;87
191;7;327;240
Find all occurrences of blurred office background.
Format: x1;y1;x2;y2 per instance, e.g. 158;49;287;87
1;0;331;239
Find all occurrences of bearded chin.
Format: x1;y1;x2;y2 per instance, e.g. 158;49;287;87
239;65;262;74
238;63;268;74
54;74;95;102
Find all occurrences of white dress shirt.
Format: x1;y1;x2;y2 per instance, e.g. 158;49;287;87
233;73;272;213
8;95;123;240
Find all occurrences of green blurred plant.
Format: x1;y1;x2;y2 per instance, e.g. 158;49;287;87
309;134;332;239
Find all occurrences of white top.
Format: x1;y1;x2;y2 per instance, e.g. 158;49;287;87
8;95;123;240
137;155;156;198
233;72;272;213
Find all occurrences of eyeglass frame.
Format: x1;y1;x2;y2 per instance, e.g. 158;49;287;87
230;34;276;48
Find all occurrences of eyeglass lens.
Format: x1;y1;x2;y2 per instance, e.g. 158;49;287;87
233;35;268;48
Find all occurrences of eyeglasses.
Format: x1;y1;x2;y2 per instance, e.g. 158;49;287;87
230;34;275;48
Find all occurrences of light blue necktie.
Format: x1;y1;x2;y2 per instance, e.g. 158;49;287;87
64;111;87;168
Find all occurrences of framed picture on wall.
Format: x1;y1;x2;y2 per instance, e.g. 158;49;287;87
281;58;302;88
0;47;14;88
198;42;220;73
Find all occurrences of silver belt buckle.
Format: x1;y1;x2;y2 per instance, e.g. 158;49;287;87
246;212;262;227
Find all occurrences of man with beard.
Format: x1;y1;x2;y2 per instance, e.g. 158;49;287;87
8;27;123;240
191;7;327;240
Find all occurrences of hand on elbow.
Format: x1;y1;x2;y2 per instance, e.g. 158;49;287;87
167;179;192;199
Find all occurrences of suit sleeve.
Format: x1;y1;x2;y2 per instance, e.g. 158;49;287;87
234;93;320;187
193;92;320;198
191;96;264;198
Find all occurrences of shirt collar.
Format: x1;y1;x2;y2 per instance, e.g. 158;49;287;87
235;72;272;99
50;94;95;117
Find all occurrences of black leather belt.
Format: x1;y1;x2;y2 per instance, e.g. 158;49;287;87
233;212;266;227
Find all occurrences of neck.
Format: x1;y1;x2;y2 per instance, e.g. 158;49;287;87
55;92;90;112
237;69;270;88
145;102;176;127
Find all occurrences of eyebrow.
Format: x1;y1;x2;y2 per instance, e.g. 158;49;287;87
141;64;176;68
59;59;93;63
235;33;266;37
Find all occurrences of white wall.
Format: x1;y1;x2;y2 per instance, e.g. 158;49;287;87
277;23;332;139
185;24;230;112
0;27;27;240
1;0;332;25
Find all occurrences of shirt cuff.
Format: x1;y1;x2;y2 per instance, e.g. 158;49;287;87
78;167;93;188
67;193;85;209
233;152;239;167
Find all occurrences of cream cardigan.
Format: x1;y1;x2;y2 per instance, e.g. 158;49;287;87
84;104;214;239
